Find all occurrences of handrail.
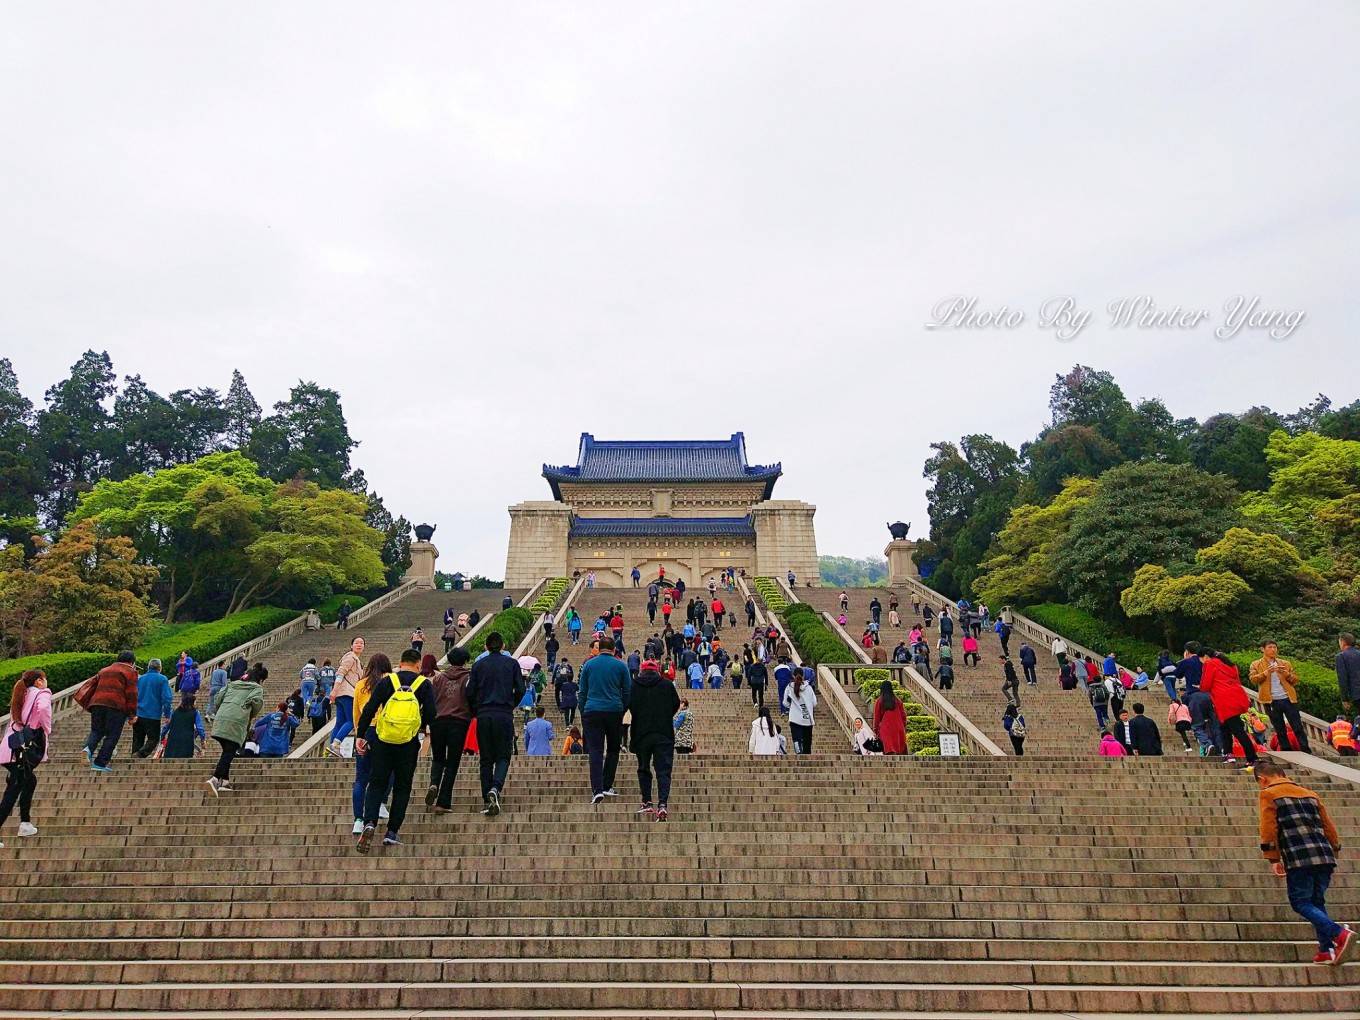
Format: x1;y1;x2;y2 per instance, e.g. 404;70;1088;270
900;573;1343;764
50;582;421;720
824;662;1006;757
517;578;549;610
733;575;767;629
815;665;866;748
513;577;577;659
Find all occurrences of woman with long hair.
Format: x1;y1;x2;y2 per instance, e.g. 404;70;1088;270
206;663;265;796
419;653;438;679
0;669;52;845
872;679;908;755
782;672;818;755
748;705;782;755
350;652;393;835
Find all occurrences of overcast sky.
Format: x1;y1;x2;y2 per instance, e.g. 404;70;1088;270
3;2;1357;577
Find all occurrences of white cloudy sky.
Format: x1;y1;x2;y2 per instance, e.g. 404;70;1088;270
3;2;1357;576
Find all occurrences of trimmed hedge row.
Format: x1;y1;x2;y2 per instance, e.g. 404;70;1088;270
317;594;369;625
0;605;301;705
465;607;536;659
851;667;944;756
529;578;570;615
1023;603;1164;670
752;577;788;614
1225;651;1342;721
781;603;857;665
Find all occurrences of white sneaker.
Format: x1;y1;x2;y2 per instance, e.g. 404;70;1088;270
591;793;605;805
352;818;364;835
378;804;390;820
205;777;221;797
602;788;619;798
17;822;36;838
219;779;233;792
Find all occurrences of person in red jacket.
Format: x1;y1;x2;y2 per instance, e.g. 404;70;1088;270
872;680;908;755
1199;649;1257;768
82;651;139;772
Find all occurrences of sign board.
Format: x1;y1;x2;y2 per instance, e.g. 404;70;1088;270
938;732;961;757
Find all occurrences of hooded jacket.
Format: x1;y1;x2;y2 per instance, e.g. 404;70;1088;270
211;680;265;745
431;664;473;721
628;665;680;752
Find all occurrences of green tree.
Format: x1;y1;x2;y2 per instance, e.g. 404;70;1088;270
35;350;118;525
1023;424;1124;499
973;477;1096;606
365;491;413;588
1120;564;1251;648
1319;399;1360;441
248;381;358;488
1048;365;1133;439
1053;461;1239;614
818;555;888;587
1188;408;1283;492
71;451;274;622
923;435;1020;597
224;369;261;450
0;359;44;542
1196;527;1323;590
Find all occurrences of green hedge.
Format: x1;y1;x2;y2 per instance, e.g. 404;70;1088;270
753;577;788;614
908;729;941;753
781;603;856;665
317;594;369;625
465;607;536;658
1023;603;1163;670
1225;651;1341;721
0;605;300;705
529;578;570;614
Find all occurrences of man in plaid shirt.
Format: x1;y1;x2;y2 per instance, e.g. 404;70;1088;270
1256;761;1354;964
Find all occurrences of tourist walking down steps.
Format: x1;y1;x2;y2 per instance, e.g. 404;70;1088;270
0;669;52;846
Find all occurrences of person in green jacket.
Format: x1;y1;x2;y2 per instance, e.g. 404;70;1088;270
207;663;266;796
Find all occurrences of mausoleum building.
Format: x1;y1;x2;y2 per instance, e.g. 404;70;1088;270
505;434;819;588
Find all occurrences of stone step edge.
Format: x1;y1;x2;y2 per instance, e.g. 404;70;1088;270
6;1010;1360;1020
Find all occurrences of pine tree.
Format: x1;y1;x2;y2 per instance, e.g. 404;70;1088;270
224;369;261;451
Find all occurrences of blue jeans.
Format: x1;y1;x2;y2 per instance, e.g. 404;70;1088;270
332;695;354;744
300;679;315;704
351;728;393;819
1161;674;1178;701
1092;703;1108;729
1286;864;1342;950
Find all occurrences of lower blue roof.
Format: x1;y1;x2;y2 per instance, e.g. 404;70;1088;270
569;516;755;539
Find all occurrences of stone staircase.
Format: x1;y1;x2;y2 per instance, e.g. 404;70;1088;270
3;750;1358;1015
52;588;521;759
800;586;1125;755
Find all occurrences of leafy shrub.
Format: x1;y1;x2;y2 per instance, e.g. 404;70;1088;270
781;603;856;665
317;594;370;625
1023;603;1163;668
466;607;536;658
1225;651;1342;721
529;578;570;614
907;729;941;753
753;577;788;613
905;714;938;732
913;745;940;756
0;605;300;703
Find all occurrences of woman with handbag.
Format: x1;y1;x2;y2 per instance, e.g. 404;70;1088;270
0;669;52;846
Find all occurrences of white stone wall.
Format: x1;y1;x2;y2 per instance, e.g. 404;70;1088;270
504;501;571;588
752;500;820;583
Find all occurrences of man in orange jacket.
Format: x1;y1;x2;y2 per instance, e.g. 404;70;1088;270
1256;761;1353;965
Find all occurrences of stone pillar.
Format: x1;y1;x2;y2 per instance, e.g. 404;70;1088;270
752;500;820;583
505;501;572;588
403;541;439;588
884;539;920;585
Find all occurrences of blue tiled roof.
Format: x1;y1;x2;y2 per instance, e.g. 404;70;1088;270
544;433;781;499
569;516;756;539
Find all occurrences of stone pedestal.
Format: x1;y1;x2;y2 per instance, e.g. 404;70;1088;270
753;500;820;583
404;541;439;588
505;501;572;588
884;539;920;585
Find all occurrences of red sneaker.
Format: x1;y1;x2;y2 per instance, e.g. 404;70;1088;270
1332;925;1355;965
655;805;668;822
1312;949;1335;965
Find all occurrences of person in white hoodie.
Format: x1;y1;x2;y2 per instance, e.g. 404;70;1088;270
748;706;782;755
782;672;818;754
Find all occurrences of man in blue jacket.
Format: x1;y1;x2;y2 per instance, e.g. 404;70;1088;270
132;659;174;758
578;637;632;804
466;631;525;817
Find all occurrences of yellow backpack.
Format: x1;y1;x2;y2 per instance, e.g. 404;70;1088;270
375;672;426;744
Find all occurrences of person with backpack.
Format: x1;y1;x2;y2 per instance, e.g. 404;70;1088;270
160;694;205;759
206;663;265;796
132;658;174;759
936;659;955;691
177;657;201;698
253;700;299;757
782;671;818;754
354;649;436;853
1018;643;1038;686
745;657;768;708
426;646;473;812
630;658;681;820
1003;703;1027;755
465;631;525;817
1088;671;1111;731
994;617;1011;656
1255;760;1354;965
554;660;578;727
578;635;633;805
299;659;320;703
305;687;331;734
81;651;139;774
0;669;51;846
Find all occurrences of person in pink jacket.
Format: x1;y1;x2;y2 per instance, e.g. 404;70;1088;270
1098;729;1128;756
1167;697;1193;752
0;669;52;845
